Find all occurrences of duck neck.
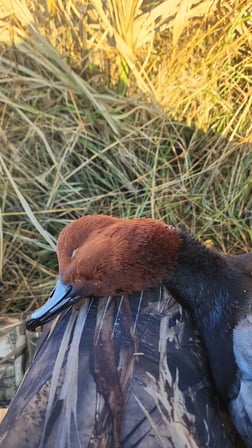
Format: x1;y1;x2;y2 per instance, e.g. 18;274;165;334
166;231;239;401
167;232;232;327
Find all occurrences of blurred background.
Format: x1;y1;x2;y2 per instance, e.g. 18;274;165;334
0;0;251;316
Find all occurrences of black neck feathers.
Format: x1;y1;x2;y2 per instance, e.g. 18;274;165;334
166;232;240;402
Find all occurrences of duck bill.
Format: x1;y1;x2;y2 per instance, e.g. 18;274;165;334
25;278;81;331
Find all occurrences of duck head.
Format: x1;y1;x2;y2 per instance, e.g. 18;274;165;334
26;215;182;331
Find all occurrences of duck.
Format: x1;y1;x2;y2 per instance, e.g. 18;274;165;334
0;215;250;447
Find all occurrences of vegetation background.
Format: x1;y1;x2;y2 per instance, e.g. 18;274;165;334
0;0;251;315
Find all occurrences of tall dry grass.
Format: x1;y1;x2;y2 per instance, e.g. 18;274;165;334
0;0;251;313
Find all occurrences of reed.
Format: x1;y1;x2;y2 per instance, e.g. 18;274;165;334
0;0;251;313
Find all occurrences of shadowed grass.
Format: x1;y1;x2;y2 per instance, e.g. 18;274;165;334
0;0;251;313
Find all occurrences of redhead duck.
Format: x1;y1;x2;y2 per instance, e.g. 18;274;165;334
27;215;252;445
0;215;250;447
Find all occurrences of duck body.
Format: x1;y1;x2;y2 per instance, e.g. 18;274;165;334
0;215;250;447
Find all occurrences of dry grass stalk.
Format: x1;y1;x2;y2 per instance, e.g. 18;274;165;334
0;0;251;313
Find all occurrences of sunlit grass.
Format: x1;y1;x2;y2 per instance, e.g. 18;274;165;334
0;0;251;312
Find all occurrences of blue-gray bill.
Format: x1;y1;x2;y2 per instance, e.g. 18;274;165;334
25;278;81;331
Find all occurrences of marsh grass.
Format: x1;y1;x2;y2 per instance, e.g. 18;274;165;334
0;0;251;313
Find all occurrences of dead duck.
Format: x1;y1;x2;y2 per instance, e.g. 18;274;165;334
0;215;250;447
25;215;252;446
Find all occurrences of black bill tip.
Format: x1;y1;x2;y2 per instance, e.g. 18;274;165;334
25;278;81;331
